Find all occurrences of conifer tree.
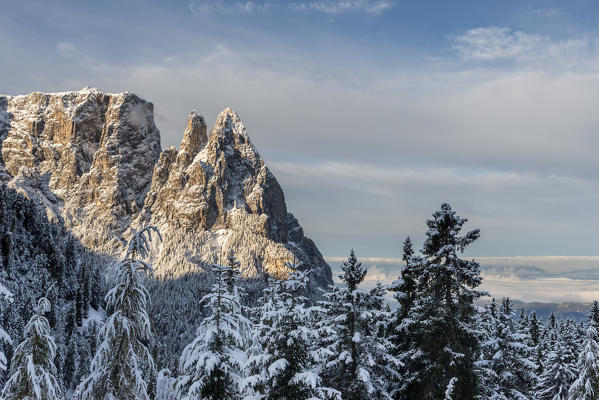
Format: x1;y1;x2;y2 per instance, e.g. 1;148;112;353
568;309;599;400
176;250;250;400
475;298;501;400
1;294;63;400
476;298;536;399
390;236;417;323
535;332;576;400
590;300;599;325
402;236;414;262
0;283;12;373
74;227;161;400
317;249;400;400
402;203;485;399
244;263;340;399
388;237;420;397
527;311;543;374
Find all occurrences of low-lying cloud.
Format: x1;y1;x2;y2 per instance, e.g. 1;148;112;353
326;256;599;303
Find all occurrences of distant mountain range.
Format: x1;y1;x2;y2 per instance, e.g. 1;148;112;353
327;257;597;321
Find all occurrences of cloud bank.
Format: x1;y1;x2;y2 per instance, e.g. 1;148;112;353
327;256;599;303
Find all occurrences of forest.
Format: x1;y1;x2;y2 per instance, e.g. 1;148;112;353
0;190;596;400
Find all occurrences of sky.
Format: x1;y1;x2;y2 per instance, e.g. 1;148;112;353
1;0;599;301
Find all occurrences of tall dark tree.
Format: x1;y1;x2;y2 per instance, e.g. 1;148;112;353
388;236;419;396
402;203;485;399
590;300;599;326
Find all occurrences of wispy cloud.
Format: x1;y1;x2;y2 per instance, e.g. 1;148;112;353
188;0;272;14
453;27;545;60
291;0;395;15
452;26;595;69
187;0;394;15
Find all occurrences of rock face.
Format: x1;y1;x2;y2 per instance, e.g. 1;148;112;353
0;88;332;287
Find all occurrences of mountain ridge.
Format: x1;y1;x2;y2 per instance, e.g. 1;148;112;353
0;88;332;288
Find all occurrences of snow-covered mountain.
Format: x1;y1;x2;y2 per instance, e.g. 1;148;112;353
0;88;332;288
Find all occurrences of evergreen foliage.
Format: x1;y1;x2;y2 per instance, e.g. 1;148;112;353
176;251;250;400
535;332;576;400
74;227;161;400
401;203;485;399
1;295;63;400
317;249;400;400
0;283;12;372
244;262;340;399
567;308;599;400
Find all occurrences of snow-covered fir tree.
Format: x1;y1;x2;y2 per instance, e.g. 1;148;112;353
475;298;501;399
74;227;161;400
388;236;420;396
156;369;178;400
401;203;485;399
316;249;401;400
567;307;599;400
527;311;545;375
476;298;537;400
0;283;12;373
389;236;417;326
1;294;63;400
535;330;576;400
590;301;599;325
244;262;340;399
176;250;250;400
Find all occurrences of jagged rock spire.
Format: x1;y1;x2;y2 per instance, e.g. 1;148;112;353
179;110;207;159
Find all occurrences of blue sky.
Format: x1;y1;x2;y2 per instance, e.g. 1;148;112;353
2;1;599;271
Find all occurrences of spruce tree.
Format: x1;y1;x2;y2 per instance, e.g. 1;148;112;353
1;295;63;400
535;332;576;400
476;298;536;399
475;298;501;400
244;264;340;399
590;300;599;325
388;237;421;396
0;283;12;372
402;203;485;399
317;249;400;399
176;250;250;400
74;227;161;400
390;236;417;323
528;311;543;374
568;309;599;400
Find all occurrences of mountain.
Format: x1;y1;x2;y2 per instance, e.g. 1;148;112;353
0;88;332;288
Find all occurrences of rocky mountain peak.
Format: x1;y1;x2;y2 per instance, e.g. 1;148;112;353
179;110;207;162
0;89;332;288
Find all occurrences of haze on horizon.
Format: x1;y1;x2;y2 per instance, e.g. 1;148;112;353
1;0;598;301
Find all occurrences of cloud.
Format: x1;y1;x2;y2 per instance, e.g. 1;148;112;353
188;0;272;14
453;27;546;60
187;0;395;15
5;17;599;262
452;26;595;68
290;0;396;15
327;257;599;302
20;37;599;259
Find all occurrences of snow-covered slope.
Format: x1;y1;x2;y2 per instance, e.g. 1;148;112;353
0;88;332;288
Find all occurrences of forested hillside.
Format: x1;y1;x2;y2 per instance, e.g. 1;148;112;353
2;201;596;399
